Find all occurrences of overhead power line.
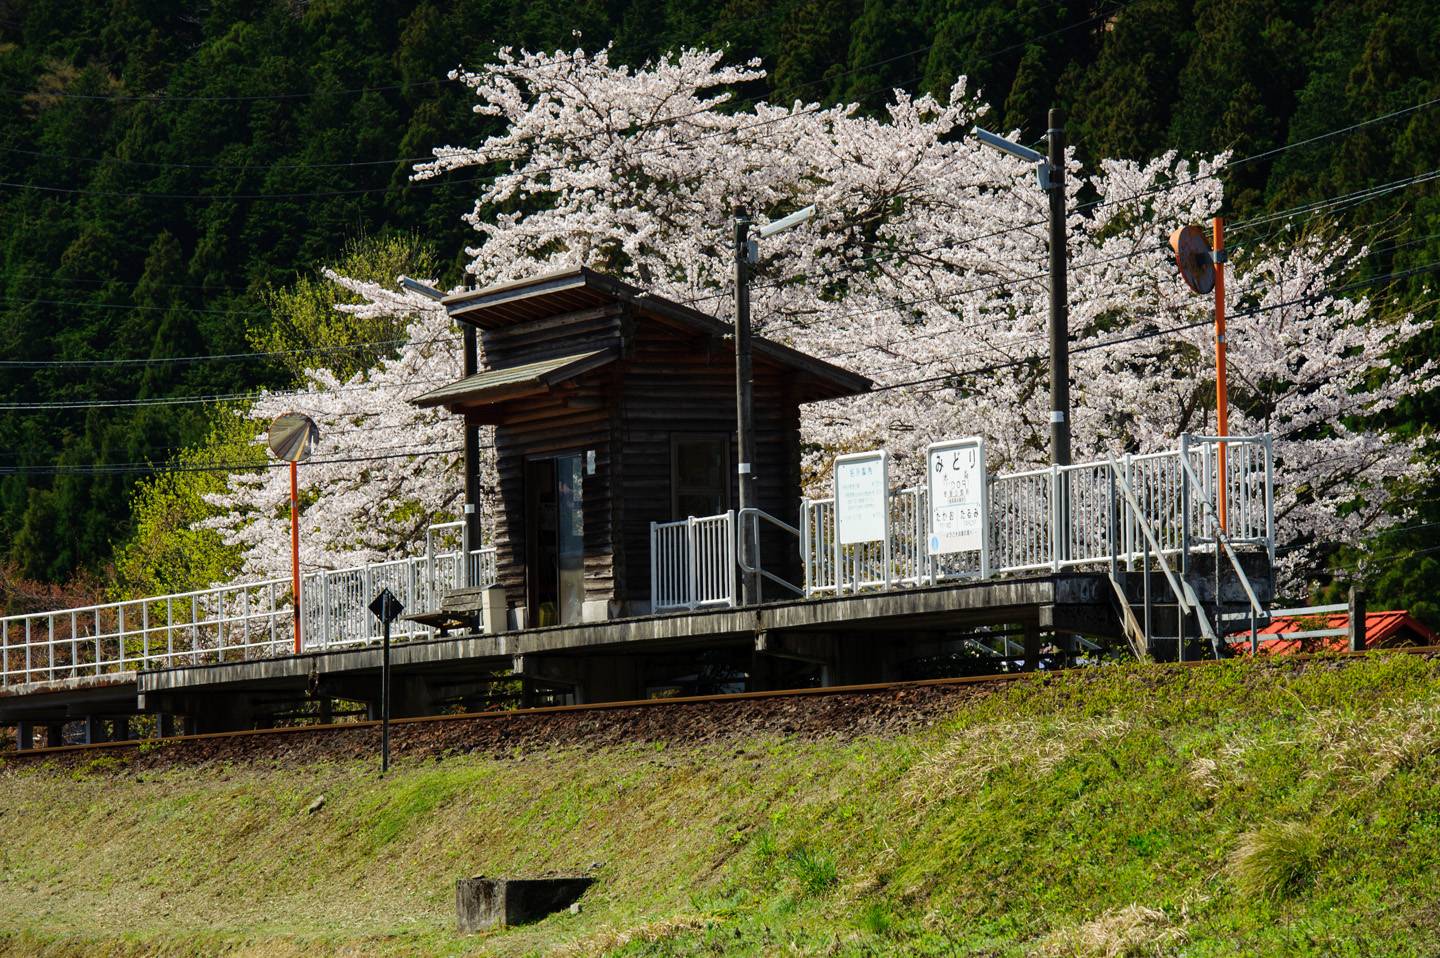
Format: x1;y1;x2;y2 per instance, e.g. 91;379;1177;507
0;3;1130;204
0;375;458;411
860;258;1440;397
0;446;472;477
1229;168;1440;234
0;335;459;369
1075;95;1440;217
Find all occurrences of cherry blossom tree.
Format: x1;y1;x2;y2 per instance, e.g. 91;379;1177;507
203;45;1431;587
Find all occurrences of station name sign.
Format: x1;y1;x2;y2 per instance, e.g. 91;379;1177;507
926;437;987;562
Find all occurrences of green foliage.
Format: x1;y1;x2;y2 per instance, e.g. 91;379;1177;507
3;658;1440;955
784;845;839;895
251;232;438;382
109;406;263;598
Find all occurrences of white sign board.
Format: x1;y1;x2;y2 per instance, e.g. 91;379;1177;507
927;437;987;557
834;450;888;545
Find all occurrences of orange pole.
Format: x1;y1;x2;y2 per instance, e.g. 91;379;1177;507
1213;217;1229;531
290;460;302;654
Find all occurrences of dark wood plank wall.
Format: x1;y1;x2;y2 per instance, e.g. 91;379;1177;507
478;309;625;614
478;304;626;367
470;302;810;614
616;319;803;605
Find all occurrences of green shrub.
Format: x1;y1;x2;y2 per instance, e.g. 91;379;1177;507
785;846;838;895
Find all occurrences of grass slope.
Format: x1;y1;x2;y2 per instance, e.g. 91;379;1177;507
2;655;1438;957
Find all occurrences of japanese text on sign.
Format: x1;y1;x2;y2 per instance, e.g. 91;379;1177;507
835;451;888;545
927;438;986;556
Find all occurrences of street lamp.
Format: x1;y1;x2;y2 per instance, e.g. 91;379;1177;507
734;204;815;605
974;109;1070;469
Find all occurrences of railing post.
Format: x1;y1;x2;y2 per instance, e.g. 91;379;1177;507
1107;462;1119;581
686;517;699;610
460;517;470;589
116;605;125;673
141;604;149;670
649;521;659;611
320;572;331;651
800;501;812;597
1178;435;1192;573
241;589;251;660
364;564;374;639
728;510;739;606
1348;587;1367;652
1263;433;1276;568
1049;464;1061;572
882;490;893;590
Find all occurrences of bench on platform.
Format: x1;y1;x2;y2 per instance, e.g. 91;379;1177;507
404;585;504;636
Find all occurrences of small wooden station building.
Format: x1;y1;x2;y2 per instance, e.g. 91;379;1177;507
413;267;871;628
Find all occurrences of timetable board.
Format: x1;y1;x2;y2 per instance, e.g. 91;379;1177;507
834;450;889;545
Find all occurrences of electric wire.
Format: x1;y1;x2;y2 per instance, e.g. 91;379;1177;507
857;259;1440;397
0;335;460;369
0;2;1133;204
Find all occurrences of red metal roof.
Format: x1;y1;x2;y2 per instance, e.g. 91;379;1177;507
1228;610;1437;655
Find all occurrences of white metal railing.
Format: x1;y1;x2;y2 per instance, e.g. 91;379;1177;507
0;528;498;687
650;512;737;611
650;434;1275;613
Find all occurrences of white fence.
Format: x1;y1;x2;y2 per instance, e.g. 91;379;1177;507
0;522;497;687
649;513;738;610
652;435;1274;611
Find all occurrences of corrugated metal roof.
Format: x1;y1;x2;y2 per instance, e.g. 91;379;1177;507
411;349;617;409
1226;610;1437;655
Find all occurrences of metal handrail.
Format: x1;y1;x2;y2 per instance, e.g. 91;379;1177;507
1111;468;1194;617
736;507;805;596
1176;453;1266;617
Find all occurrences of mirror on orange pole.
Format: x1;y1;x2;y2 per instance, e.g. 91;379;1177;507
1168;223;1229;528
267;412;320;654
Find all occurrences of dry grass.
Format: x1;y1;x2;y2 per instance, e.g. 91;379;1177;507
1228;820;1323;901
544;914;712;957
902;717;1131;808
1034;904;1187;957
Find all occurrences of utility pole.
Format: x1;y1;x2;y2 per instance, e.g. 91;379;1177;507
1046;108;1071;469
462;271;483;585
733;212;759;605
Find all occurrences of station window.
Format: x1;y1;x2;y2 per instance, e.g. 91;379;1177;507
670;434;730;518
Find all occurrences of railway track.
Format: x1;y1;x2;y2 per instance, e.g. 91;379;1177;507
2;670;1031;764
5;647;1430;767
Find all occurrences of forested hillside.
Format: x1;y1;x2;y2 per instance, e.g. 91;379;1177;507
0;0;1436;599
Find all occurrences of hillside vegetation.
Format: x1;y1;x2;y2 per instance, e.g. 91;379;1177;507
2;654;1438;956
0;0;1437;606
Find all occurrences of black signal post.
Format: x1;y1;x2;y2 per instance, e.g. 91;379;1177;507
368;588;404;775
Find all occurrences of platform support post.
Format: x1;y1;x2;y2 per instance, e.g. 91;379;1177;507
1022;621;1042;672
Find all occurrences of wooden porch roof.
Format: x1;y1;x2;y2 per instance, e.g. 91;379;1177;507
411;349;618;410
